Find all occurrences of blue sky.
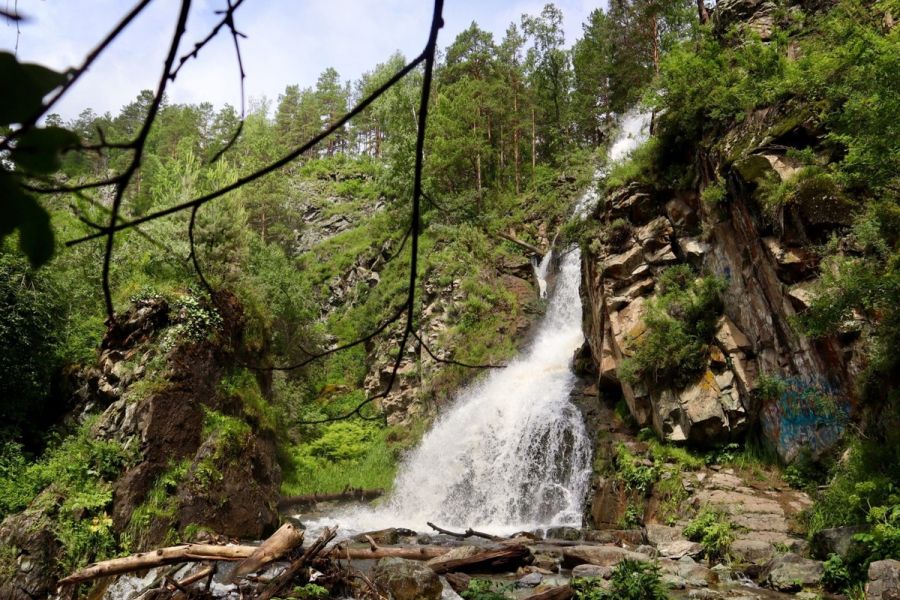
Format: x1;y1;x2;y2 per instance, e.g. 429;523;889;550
4;0;605;120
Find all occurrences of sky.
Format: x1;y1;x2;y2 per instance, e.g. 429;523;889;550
4;0;606;121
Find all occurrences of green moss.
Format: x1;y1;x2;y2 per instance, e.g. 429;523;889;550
0;544;18;584
219;369;278;432
122;460;190;552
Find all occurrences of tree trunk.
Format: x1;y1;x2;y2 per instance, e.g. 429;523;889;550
429;544;531;574
277;488;383;510
698;0;710;24
528;585;574;600
514;88;521;194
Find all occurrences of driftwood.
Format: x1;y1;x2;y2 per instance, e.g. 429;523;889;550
498;231;543;256
527;585;574;600
427;521;501;541
277;488;384;510
444;572;471;594
59;544;255;585
429;544;531;574
230;522;304;581
256;527;337;600
60;541;456;586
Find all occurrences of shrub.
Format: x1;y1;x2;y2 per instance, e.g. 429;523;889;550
620;266;725;389
572;559;669;600
700;178;727;207
461;579;512;600
822;553;853;592
616;444;658;495
684;508;733;560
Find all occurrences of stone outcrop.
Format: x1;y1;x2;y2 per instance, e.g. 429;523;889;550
866;560;900;600
581;99;864;462
0;293;281;599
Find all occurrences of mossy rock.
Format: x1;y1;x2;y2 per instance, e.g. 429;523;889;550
733;154;775;185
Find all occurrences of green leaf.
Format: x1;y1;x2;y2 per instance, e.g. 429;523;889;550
0;172;55;267
12;126;79;174
0;52;66;126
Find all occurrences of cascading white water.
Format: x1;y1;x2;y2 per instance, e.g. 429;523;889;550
608;109;652;164
533;248;553;299
317;245;591;536
306;109;653;537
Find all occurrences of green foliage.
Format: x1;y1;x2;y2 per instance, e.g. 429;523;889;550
163;292;223;349
615;444;658;495
572;559;670;600
620;265;725;389
460;578;512;600
822;553;853;592
276;584;329;600
684;508;733;560
123;460;190;551
605;137;664;189
219;369;278;432
700;178;727;207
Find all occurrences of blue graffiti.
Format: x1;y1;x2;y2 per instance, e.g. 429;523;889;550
759;376;851;462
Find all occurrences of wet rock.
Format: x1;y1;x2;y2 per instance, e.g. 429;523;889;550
866;559;900;599
763;553;824;592
676;556;713;588
546;526;582;541
583;529;644;546
517;572;543;588
561;545;650;568
372;557;443;600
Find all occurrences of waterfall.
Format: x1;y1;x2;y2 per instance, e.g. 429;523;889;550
307;110;652;537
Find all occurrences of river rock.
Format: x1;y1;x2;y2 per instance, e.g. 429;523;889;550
372;557;443;600
562;545;650;568
866;560;900;599
516;572;543;588
763;553;824;591
572;564;615;579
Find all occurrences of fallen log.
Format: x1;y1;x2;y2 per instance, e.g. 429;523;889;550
444;572;471;594
333;544;451;561
427;522;501;541
230;522;304;581
429;544;531;574
498;231;543;256
60;542;455;586
527;585;574;600
256;527;337;600
59;544;255;585
278;488;384;510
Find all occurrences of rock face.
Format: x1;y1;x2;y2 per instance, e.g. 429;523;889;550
372;557;443;600
581;103;862;462
0;293;281;599
867;560;900;600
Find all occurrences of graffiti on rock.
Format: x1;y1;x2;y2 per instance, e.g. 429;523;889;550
759;376;850;462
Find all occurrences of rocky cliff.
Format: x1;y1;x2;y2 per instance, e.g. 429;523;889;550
0;292;281;600
579;2;864;464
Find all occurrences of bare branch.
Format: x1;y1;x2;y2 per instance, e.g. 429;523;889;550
188;204;214;294
0;0;155;150
413;330;505;370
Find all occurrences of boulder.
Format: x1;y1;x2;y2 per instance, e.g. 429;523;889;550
866;559;900;600
713;0;778;40
602;245;645;280
651;370;748;445
561;545;650;568
516;572;543;588
657;540;704;559
730;539;776;566
372;557;443;600
426;546;481;568
810;526;866;560
572;564;614;579
763;553;824;592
